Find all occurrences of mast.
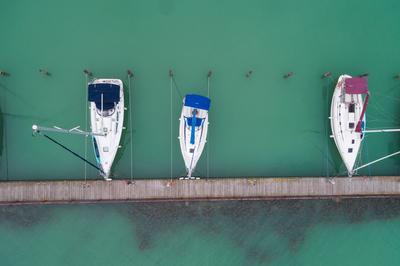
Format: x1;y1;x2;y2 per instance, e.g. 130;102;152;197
41;133;106;176
363;128;400;133
32;124;105;137
353;150;400;172
101;93;104;130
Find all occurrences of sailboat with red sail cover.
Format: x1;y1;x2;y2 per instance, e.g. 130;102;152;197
330;75;400;176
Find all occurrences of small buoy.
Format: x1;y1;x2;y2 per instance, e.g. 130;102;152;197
245;70;253;78
127;69;134;78
169;69;173;77
83;69;93;76
321;72;332;79
284;72;294;79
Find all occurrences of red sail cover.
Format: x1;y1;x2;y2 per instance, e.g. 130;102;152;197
345;77;368;94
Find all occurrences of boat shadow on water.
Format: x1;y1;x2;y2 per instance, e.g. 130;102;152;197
0;205;53;228
0;198;399;264
115;198;400;264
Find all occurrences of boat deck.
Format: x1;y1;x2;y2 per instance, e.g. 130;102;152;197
1;176;400;205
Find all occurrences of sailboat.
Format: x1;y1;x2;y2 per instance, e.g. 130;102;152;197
179;94;211;179
88;79;124;180
32;78;124;181
330;75;369;176
330;74;400;176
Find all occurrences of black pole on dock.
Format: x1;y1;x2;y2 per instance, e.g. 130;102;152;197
83;69;93;76
0;70;10;77
39;69;51;76
245;70;253;78
284;72;294;79
127;69;134;78
321;72;332;79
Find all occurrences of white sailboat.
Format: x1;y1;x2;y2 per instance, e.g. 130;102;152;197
330;75;369;176
88;79;124;180
32;78;125;180
179;94;211;178
330;75;400;176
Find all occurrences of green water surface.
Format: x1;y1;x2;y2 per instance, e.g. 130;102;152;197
1;1;400;265
1;0;400;179
1;199;400;266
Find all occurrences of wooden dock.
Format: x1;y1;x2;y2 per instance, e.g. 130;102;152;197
1;176;400;205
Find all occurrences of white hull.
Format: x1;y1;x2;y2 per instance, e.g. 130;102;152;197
89;79;124;179
330;75;365;176
179;104;209;178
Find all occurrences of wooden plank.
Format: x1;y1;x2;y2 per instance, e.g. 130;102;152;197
1;176;400;205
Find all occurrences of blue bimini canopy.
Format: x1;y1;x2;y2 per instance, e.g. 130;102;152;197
184;94;211;111
88;83;120;110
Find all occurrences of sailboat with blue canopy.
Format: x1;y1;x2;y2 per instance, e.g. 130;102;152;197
88;79;125;180
179;94;211;178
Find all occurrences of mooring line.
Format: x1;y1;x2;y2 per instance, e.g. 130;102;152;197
128;70;134;181
324;77;331;179
1;81;9;180
206;70;212;179
169;70;173;180
84;74;88;182
172;76;183;100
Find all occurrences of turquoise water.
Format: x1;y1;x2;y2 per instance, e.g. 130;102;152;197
1;199;400;266
1;0;400;265
1;0;400;179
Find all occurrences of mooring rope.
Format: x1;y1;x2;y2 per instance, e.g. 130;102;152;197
170;70;173;180
324;76;333;179
1;81;9;180
128;71;134;181
172;76;183;100
84;74;88;182
206;71;211;179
